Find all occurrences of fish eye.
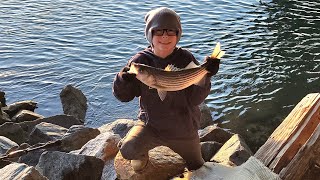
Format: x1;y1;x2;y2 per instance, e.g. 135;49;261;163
138;67;145;73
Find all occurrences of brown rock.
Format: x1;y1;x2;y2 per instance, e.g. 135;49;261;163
0;109;10;125
3;100;37;118
115;146;186;180
71;131;120;161
0;91;6;107
12;110;44;123
60;125;100;152
211;134;253;166
71;131;121;180
0;122;29;144
200;141;223;162
199;102;214;129
199;125;235;144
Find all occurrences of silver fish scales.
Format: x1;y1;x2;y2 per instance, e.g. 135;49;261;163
127;42;225;101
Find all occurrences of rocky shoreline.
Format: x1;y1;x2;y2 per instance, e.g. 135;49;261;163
0;85;280;179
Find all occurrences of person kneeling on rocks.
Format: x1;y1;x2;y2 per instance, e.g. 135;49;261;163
112;7;220;172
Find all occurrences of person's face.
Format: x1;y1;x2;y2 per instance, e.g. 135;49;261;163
152;29;178;57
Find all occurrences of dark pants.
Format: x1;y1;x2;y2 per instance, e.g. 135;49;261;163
118;121;205;170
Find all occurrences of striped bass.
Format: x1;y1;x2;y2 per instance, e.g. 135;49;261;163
128;42;225;101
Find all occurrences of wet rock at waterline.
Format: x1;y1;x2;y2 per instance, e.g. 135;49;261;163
60;85;87;122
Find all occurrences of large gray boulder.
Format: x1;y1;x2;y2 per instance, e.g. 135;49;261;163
18;142;60;167
0;122;28;144
0;135;18;155
60;125;100;152
101;159;117;180
0;163;47;180
211;134;253;167
18;149;47;167
36;151;104;180
60;85;87;121
29;122;68;145
98;119;135;138
71;131;121;180
71;131;120;161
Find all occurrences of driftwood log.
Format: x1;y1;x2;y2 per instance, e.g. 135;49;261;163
254;93;320;180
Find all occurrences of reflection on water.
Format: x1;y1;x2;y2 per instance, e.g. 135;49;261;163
211;0;320;151
0;0;319;151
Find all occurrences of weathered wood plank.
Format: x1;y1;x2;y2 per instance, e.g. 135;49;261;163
254;93;320;173
269;95;320;173
279;123;320;180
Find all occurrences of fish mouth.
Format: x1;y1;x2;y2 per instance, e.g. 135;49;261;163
127;64;139;74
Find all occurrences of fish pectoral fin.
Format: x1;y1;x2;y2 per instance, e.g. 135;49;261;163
194;76;207;87
157;90;167;101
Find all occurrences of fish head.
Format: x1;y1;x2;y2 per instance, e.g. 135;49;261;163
127;63;139;74
128;63;156;86
128;63;148;76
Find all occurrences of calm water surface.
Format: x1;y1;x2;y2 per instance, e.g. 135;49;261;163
1;0;319;151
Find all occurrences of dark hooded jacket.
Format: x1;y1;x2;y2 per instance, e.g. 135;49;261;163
113;47;211;140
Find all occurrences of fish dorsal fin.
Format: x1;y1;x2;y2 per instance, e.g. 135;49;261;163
164;64;180;71
157;90;167;101
164;62;198;71
185;61;199;69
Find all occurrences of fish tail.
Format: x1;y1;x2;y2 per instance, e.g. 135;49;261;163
211;42;225;59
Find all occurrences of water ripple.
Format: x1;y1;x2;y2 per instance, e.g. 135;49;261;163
1;0;320;150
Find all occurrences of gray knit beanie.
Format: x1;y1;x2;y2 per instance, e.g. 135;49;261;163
144;7;182;45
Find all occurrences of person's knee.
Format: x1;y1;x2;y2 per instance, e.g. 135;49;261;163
119;140;134;159
187;161;204;171
186;158;205;170
119;139;143;160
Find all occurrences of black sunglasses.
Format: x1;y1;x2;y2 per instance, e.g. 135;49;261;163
153;29;178;36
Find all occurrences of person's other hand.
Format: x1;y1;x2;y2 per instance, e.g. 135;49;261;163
204;56;220;77
119;66;136;81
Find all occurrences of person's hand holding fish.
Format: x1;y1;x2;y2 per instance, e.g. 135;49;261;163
204;42;225;77
119;66;136;81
